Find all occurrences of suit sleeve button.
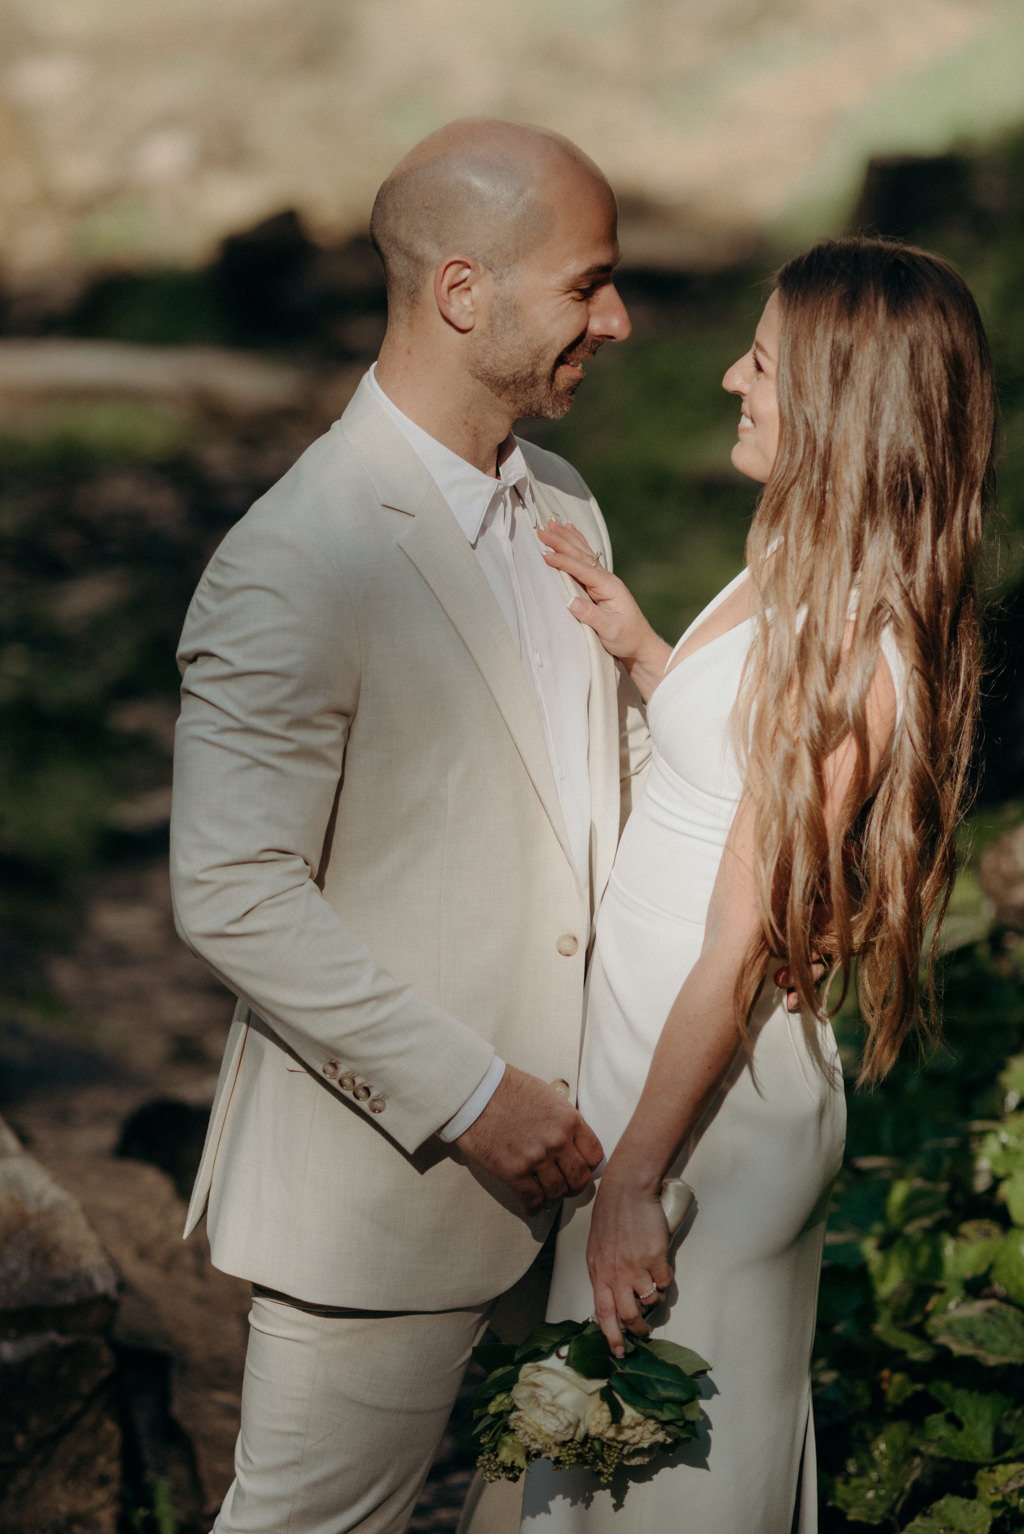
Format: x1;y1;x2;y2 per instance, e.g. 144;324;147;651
353;1084;372;1102
550;1078;571;1098
339;1072;357;1092
369;1097;387;1114
556;934;579;957
322;1060;340;1079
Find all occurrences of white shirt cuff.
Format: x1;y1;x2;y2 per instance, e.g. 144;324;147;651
437;1056;506;1143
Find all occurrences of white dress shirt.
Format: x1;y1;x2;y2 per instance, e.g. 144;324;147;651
367;366;593;1138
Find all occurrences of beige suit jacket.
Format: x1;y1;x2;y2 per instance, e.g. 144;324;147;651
170;376;648;1310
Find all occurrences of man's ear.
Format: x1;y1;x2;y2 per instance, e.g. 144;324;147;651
434;255;489;333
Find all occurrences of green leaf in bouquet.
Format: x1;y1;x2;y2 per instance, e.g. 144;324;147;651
941;1221;1005;1284
599;1383;624;1424
610;1373;698;1426
471;1341;517;1374
606;1376;702;1444
566;1324;612;1380
901;1494;993;1533
474;1413;512;1450
493;1432;529;1476
926;1298;1024;1366
657;1395;702;1443
471;1364;519;1418
923;1382;1019;1463
828;1421;921;1525
1001;1169;1024;1227
644;1338;711;1376
615;1345;704;1403
991;1230;1024;1305
885;1178;951;1233
975;1461;1024;1514
513;1319;586;1364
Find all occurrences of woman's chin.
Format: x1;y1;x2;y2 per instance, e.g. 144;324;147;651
730;441;770;484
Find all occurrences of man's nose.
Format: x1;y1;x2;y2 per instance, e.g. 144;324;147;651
591;283;631;343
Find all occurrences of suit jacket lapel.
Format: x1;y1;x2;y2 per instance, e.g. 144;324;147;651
582;621;620;914
342;383;579;880
529;475;622;917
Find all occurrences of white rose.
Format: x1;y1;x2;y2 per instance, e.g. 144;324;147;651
509;1356;605;1454
585;1393;672;1463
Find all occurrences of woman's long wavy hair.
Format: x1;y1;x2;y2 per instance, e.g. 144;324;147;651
735;237;996;1083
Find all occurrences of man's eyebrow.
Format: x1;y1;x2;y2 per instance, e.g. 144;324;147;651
567;261;617;283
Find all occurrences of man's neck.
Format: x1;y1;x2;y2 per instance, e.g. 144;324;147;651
375;344;511;478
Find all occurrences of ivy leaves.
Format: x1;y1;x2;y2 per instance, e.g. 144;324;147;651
817;1044;1024;1531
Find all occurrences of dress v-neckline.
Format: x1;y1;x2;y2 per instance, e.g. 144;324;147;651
662;566;754;681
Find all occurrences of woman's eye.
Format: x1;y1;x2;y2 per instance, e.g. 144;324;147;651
752;350;763;374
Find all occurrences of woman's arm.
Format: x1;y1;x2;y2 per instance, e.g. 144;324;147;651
586;794;762;1354
538;520;672;701
587;652;899;1355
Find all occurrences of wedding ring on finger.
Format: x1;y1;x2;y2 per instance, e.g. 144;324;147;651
589;549;605;567
637;1285;659;1303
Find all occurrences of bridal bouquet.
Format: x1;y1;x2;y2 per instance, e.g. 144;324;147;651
470;1317;710;1485
470;1178;709;1486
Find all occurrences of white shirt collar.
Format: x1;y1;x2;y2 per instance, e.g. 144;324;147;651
366;364;533;543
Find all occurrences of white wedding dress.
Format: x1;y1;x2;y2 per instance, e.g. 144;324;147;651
521;568;866;1534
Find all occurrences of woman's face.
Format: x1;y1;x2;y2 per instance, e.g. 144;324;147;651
722;291;781;484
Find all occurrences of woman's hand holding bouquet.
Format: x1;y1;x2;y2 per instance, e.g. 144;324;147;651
470;1180;709;1486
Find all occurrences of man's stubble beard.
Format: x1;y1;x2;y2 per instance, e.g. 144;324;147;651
469;290;593;423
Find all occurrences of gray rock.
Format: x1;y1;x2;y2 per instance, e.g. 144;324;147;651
0;1116;121;1533
0;1120;118;1323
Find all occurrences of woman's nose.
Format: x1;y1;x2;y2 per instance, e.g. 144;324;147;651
722;356;747;396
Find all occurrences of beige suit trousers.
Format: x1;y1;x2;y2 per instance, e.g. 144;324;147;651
213;1295;492;1534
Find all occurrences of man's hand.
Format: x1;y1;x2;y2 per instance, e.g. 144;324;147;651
455;1065;603;1216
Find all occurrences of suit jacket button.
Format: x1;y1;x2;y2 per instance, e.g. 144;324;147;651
556;934;579;957
369;1097;387;1114
550;1079;571;1098
339;1072;357;1092
354;1084;372;1102
322;1060;340;1079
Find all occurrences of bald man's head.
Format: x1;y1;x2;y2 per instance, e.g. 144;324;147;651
370;119;609;317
